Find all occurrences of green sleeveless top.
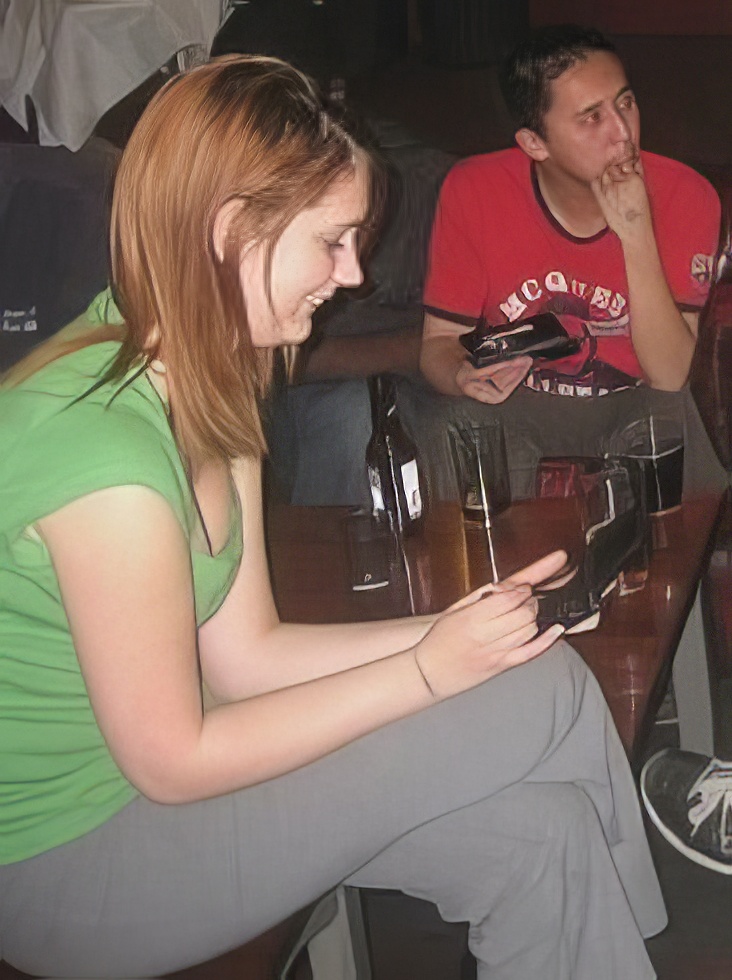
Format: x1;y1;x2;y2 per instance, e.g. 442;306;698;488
0;295;243;863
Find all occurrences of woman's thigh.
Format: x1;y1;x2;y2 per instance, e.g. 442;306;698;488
0;642;661;977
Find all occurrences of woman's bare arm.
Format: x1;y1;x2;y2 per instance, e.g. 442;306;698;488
198;456;436;702
37;479;563;805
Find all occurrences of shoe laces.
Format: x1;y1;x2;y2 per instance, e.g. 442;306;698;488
687;758;732;856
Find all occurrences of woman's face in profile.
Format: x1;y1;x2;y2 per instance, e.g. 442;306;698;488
239;165;368;348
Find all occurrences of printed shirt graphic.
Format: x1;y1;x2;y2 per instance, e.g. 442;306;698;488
424;148;720;395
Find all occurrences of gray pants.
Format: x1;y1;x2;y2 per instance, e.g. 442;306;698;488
0;643;665;979
266;378;727;506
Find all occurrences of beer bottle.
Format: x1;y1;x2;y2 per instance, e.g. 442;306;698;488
365;375;425;535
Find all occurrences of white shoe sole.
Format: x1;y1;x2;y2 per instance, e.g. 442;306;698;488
640;753;732;875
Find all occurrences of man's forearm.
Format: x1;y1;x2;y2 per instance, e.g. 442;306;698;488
419;335;467;395
623;230;696;390
591;164;698;391
297;327;422;383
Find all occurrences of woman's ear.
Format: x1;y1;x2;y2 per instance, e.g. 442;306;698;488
212;199;245;263
515;127;549;163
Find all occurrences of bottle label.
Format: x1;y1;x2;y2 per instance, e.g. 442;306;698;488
401;459;423;519
368;466;385;513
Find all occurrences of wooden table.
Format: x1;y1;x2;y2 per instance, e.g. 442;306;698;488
266;493;725;760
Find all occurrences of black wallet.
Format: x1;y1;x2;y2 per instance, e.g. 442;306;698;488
534;456;648;634
459;312;582;368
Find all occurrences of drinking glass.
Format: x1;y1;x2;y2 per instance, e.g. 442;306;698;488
606;414;684;515
449;417;511;524
343;509;392;592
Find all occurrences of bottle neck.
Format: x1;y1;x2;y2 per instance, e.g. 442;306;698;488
368;374;398;429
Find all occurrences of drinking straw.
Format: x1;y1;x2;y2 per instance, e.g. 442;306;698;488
473;427;499;583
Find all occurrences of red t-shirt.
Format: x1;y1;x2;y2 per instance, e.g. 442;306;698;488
424;148;720;395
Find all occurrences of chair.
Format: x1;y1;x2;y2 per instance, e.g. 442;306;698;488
683;173;732;757
279;885;473;980
689;176;732;473
687;173;732;760
0;906;313;980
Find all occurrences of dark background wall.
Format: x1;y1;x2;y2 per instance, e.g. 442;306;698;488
24;0;726;182
530;0;732;35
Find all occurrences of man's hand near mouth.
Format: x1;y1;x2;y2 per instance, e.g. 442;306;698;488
591;152;652;242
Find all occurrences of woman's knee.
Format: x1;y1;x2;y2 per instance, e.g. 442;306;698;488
522;781;598;843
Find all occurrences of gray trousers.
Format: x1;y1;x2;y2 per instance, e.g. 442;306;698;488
266;378;727;506
0;643;665;979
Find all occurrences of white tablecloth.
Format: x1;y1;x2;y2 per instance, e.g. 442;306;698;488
0;0;226;151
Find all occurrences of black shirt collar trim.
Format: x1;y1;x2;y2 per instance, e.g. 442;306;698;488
531;163;609;245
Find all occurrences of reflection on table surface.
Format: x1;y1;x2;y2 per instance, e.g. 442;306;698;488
267;493;725;758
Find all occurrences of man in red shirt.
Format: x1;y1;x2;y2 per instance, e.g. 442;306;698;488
417;24;723;498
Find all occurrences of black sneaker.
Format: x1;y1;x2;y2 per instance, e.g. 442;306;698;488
641;748;732;874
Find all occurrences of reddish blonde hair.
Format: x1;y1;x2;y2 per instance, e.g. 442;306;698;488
4;57;383;470
109;55;382;468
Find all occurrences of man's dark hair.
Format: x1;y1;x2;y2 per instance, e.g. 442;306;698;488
500;25;617;138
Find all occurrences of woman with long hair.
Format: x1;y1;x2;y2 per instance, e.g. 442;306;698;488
0;56;665;978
